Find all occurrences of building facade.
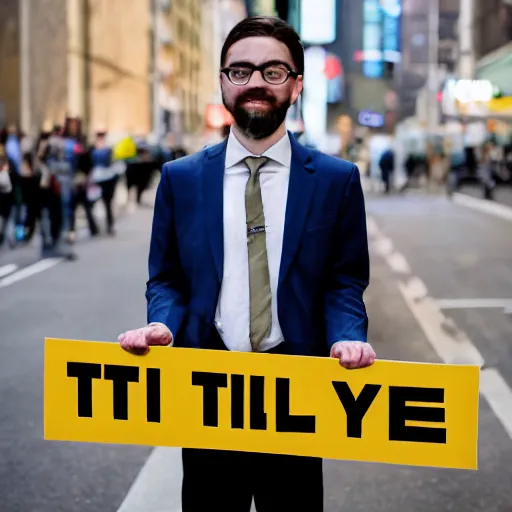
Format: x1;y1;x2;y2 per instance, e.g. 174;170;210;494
87;0;152;138
0;0;153;139
0;0;69;134
473;0;512;97
155;0;203;141
0;0;22;128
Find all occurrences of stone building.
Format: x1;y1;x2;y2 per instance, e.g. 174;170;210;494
0;0;152;139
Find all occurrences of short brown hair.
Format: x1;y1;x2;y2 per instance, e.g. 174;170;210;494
221;16;304;75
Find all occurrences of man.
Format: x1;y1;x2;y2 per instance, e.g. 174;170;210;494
379;146;395;194
119;16;375;511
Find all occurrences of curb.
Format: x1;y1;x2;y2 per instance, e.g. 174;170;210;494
452;192;512;223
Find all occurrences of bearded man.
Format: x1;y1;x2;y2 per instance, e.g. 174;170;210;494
119;15;375;512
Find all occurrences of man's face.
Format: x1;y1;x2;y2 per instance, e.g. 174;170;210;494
221;37;303;140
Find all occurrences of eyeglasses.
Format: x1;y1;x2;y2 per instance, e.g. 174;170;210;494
221;62;299;86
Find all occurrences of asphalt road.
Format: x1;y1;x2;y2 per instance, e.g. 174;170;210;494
0;188;511;511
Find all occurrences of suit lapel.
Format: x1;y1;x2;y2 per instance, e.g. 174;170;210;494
279;134;316;287
203;140;227;283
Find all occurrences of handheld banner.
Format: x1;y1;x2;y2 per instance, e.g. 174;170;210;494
44;338;480;470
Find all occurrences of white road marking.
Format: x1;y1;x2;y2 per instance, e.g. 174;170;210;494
437;298;512;313
385;252;411;274
117;447;182;512
372;236;394;257
452;192;512;223
0;264;18;279
366;217;380;237
116;446;257;512
0;258;63;288
402;275;428;300
398;280;485;366
480;369;512;439
368;215;512;439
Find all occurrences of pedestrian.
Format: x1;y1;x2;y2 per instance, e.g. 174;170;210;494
0;145;14;248
90;129;118;236
19;152;40;243
119;16;375;512
36;125;64;254
64;117;98;243
379;146;395;194
479;142;496;200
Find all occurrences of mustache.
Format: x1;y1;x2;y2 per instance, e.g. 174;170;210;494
235;89;276;107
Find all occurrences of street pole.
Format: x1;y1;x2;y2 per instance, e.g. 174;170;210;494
152;0;161;142
67;0;86;124
212;0;221;104
19;0;31;133
427;0;439;140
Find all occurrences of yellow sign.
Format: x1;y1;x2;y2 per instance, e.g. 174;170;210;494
44;338;480;470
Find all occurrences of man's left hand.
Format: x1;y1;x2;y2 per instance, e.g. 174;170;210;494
330;341;376;369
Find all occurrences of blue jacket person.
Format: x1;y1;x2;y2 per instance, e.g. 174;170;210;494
119;15;375;512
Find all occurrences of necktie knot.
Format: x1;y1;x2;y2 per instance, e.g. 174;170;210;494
244;156;268;177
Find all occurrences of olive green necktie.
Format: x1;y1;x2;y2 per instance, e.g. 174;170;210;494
244;156;272;351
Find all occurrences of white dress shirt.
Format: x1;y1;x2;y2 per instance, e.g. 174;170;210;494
214;131;291;352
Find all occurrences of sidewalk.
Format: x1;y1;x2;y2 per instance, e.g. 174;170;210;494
458;183;512;209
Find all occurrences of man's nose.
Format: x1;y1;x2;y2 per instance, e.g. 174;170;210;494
248;70;267;87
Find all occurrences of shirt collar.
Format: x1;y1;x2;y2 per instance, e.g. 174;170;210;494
225;130;291;169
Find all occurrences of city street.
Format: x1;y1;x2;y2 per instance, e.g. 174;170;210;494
1;187;512;511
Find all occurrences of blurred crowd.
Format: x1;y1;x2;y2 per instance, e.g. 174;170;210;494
0;117;183;257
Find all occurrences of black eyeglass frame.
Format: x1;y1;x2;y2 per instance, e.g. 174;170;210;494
220;61;300;86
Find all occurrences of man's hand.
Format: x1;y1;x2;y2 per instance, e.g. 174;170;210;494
118;323;172;355
330;341;375;369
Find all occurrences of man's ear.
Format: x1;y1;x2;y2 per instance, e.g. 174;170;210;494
291;76;303;105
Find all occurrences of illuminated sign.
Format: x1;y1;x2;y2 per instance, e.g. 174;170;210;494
454;80;494;103
380;0;401;17
362;0;401;77
301;0;336;44
303;47;328;146
324;54;344;103
363;0;384;78
382;0;401;63
358;110;385;127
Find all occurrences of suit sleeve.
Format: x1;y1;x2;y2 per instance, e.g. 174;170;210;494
145;164;188;338
325;164;370;348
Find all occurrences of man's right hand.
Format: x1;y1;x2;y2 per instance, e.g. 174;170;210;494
118;323;173;355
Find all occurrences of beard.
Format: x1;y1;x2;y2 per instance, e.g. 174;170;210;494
222;88;291;140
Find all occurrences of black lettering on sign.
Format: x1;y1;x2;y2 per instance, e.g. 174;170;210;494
104;365;139;420
146;368;161;423
231;374;244;429
250;376;267;430
192;372;228;427
276;378;316;433
389;387;446;444
67;362;102;418
332;382;381;438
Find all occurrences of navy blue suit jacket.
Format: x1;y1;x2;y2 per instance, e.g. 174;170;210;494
146;133;369;357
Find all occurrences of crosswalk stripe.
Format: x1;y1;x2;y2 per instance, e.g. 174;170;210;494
0;264;18;279
0;258;63;288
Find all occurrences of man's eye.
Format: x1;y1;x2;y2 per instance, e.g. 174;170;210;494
265;67;286;78
231;68;251;78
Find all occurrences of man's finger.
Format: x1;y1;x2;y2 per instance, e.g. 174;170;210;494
347;343;363;369
130;345;149;356
359;344;376;368
358;345;372;368
338;345;350;367
146;325;172;346
120;331;149;355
